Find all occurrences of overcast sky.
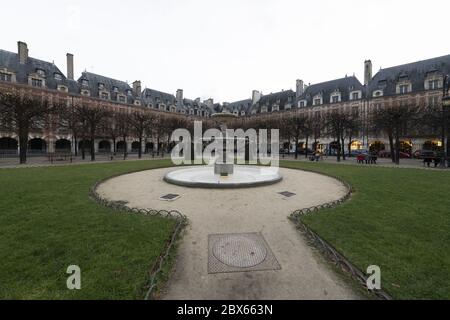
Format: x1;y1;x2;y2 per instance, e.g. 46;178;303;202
2;0;449;102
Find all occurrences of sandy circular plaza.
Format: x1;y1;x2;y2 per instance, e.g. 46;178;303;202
96;167;361;299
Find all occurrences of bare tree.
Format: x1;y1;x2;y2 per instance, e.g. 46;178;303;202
0;89;59;164
370;103;420;164
115;111;131;160
324;110;347;162
74;103;110;161
129;110;156;159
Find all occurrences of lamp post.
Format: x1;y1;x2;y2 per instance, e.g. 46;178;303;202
441;75;450;168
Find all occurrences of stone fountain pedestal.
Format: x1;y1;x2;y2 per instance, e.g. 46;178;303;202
214;162;234;176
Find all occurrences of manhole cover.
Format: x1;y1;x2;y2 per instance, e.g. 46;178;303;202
279;191;296;198
159;194;180;201
213;235;268;268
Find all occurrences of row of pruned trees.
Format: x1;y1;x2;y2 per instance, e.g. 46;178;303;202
0;88;191;164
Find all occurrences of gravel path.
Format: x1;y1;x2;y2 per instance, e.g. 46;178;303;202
97;167;362;300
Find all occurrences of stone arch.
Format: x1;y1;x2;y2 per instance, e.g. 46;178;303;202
0;137;18;154
98;140;112;153
55;139;71;152
28;138;47;153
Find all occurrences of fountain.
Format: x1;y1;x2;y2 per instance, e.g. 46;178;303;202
163;111;283;189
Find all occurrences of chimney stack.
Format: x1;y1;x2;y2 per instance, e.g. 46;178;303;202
66;53;74;80
364;60;373;85
18;41;28;64
176;89;184;103
296;79;304;98
252;90;261;105
132;80;142;97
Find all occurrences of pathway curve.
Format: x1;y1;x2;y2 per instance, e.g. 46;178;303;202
97;167;361;300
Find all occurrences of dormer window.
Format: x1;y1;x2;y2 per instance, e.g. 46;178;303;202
54;73;62;81
350;91;361;100
372;90;383;97
398;84;410;94
272;105;279;112
98;83;105;90
0;72;12;82
313;97;322;106
127;90;132;96
332;96;340;103
57;85;68;92
427;79;441;90
118;95;126;103
101;92;109;100
113;86;119;93
241;111;246;116
81;79;89;86
36;69;45;77
299;100;307;108
31;78;43;87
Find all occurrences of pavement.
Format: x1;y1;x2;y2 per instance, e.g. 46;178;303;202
97;167;363;300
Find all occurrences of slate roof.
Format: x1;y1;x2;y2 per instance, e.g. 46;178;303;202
225;99;253;113
142;88;176;106
78;72;136;103
0;49;73;92
368;54;450;97
298;76;364;105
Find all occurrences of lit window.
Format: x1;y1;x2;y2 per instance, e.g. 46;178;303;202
0;72;12;82
31;78;43;87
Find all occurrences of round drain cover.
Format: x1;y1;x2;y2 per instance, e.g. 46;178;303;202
213;235;267;268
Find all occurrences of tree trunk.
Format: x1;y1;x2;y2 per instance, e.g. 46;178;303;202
295;133;299;159
336;135;341;162
19;132;28;164
123;136;127;160
112;137;116;154
388;133;395;163
394;134;400;165
305;137;309;159
341;137;346;161
74;136;78;156
138;136;143;159
90;134;95;161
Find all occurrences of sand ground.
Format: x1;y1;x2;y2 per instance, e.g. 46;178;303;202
97;167;361;300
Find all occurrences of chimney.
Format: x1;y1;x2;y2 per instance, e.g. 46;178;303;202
252;90;261;105
18;41;28;64
296;79;304;98
176;89;184;103
66;53;74;80
132;80;142;97
364;60;373;85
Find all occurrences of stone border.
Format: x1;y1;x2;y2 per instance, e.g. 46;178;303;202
89;168;188;300
288;168;393;300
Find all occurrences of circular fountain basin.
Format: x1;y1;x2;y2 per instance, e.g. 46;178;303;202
163;165;283;189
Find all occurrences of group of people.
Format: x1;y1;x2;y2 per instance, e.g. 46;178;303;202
357;152;378;164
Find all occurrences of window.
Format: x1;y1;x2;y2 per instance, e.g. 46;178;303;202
399;84;409;94
429;96;440;107
332;96;339;103
352;92;360;100
314;98;322;106
299;101;306;108
81;79;89;86
428;79;440;90
0;72;12;82
127;90;132;96
54;73;62;81
36;69;45;77
31;78;43;87
101;92;109;100
118;95;126;103
373;90;383;97
98;83;105;90
113;86;119;93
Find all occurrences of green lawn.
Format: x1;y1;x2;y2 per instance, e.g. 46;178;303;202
1;160;449;299
0;160;177;299
281;160;450;300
